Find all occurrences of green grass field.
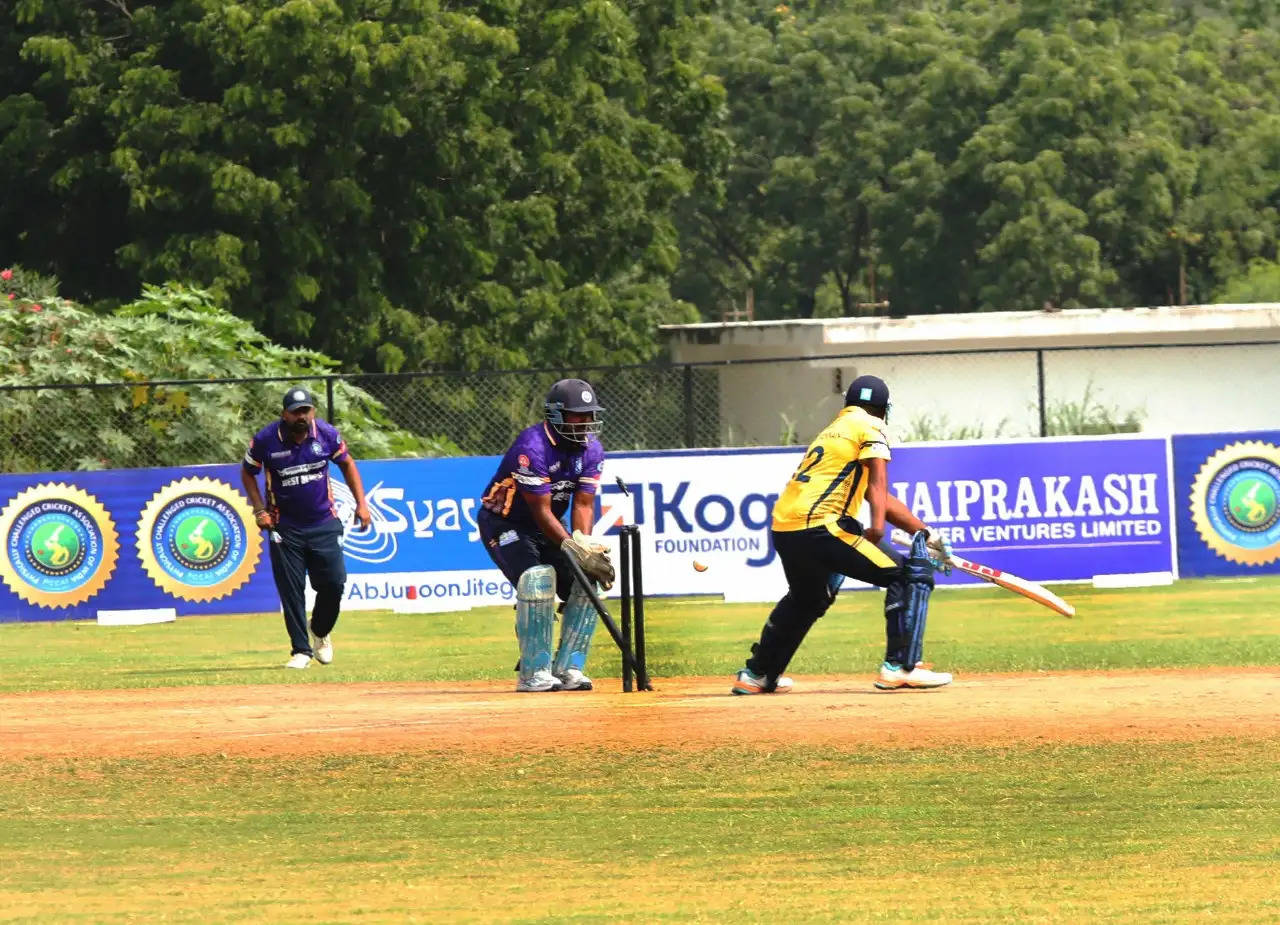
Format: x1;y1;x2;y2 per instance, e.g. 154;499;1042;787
1;578;1278;923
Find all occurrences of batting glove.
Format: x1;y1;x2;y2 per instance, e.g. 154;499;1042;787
925;528;953;576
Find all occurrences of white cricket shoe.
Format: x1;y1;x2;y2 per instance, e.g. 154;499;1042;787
554;668;593;691
874;661;952;690
731;668;795;695
284;653;311;670
313;634;333;665
516;670;563;692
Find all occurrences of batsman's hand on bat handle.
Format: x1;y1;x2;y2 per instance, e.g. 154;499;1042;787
561;529;615;591
253;508;276;531
923;527;954;575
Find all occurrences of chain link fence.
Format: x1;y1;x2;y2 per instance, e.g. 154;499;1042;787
0;365;723;474
1;342;1275;474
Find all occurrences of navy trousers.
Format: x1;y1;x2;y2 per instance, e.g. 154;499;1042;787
268;518;347;656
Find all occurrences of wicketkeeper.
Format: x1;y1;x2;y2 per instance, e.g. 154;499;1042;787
732;374;955;694
477;378;615;692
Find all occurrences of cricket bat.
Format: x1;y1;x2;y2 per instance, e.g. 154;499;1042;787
892;530;1076;618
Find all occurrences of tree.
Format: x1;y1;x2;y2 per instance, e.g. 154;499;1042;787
0;1;721;371
676;0;1280;317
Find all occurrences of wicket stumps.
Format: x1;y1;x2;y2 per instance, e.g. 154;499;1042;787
618;524;650;692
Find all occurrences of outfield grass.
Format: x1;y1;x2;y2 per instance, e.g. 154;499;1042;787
1;576;1278;692
1;576;1277;923
1;742;1276;922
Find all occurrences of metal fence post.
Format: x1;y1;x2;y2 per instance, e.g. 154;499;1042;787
1037;350;1046;438
326;377;337;425
682;364;695;447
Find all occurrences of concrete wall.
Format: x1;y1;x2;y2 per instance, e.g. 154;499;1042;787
660;305;1280;446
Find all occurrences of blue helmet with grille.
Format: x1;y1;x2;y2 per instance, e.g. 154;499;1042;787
544;378;603;445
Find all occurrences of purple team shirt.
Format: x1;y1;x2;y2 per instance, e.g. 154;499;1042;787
243;418;349;528
481;422;604;530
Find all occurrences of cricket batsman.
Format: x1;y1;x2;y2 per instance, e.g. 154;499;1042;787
477;378;615;692
732;374;955;694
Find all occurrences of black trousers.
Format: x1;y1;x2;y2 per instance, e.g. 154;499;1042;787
268;518;347;655
477;509;576;602
745;523;906;681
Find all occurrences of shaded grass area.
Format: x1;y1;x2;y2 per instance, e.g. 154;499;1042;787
1;740;1276;923
2;576;1278;692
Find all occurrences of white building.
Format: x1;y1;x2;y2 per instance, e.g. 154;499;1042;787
659;304;1280;446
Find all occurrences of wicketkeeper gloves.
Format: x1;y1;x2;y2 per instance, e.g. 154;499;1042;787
561;529;616;590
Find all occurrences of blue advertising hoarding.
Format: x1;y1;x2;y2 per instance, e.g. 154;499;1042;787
887;436;1175;585
0;433;1182;621
0;464;278;622
1171;430;1280;577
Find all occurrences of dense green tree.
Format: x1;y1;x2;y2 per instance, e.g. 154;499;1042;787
0;0;720;371
675;0;1280;317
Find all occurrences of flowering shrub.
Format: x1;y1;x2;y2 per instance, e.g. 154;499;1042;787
0;267;457;471
1;265;61;304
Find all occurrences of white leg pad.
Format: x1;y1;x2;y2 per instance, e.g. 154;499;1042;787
553;581;598;674
516;565;556;678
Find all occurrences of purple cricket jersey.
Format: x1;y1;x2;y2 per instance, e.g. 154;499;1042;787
480;422;604;531
243;418;349;528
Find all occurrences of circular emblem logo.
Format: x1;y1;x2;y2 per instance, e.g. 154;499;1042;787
581;390;592;403
1190;441;1280;566
0;484;118;608
310;441;323;456
137;478;262;601
518;454;530;468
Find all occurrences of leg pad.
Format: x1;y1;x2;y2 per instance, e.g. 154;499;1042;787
516;566;556;678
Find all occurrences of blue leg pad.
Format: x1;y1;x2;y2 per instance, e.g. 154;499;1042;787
553;582;598;674
516;565;556;677
884;531;935;668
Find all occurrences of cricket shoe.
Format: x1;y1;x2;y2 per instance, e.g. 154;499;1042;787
874;661;952;690
284;653;311;670
516;670;564;693
312;634;333;665
731;668;795;695
554;668;593;691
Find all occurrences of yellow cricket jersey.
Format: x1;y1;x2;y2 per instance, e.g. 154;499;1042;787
771;405;892;533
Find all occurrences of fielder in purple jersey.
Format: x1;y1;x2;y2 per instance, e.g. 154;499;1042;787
241;386;371;669
478;378;615;692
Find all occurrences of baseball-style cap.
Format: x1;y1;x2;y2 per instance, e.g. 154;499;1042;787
282;387;317;412
844;374;890;409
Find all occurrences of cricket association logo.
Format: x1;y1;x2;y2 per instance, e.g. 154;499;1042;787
0;484;119;608
1189;440;1280;566
137;478;262;601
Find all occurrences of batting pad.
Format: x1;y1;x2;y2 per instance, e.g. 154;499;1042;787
553;582;599;674
516;565;556;676
885;531;935;668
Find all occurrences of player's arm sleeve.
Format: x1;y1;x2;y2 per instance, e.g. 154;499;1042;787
575;446;604;495
328;426;350;463
855;423;892;462
242;436;263;473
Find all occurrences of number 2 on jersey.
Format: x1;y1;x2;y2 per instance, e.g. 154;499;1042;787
792;445;824;483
